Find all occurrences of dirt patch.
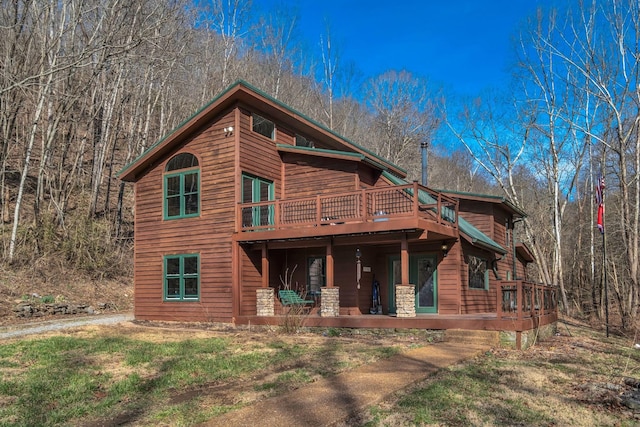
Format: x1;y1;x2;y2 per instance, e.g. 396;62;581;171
343;318;640;427
0;266;132;327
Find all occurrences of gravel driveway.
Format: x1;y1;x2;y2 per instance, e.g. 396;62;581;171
0;313;134;340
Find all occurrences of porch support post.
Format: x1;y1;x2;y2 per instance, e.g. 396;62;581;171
326;240;334;287
401;234;409;285
261;243;269;288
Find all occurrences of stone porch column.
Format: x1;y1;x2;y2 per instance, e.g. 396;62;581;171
320;287;340;317
256;288;274;316
395;284;416;318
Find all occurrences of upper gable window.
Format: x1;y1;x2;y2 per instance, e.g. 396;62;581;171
252;113;275;140
164;153;199;219
167;153;198;171
295;134;314;148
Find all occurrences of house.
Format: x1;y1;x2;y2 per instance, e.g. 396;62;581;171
118;81;557;348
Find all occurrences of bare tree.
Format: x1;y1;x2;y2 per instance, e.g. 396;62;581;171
365;70;442;179
535;0;640;327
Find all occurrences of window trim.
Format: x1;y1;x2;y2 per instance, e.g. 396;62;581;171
295;134;314;148
241;172;274;228
164;167;200;220
468;255;489;290
164;254;200;301
251;113;275;140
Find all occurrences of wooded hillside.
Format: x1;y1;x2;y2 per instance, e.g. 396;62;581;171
1;0;638;330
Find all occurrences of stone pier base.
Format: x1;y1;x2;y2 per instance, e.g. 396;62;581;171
320;287;339;317
256;288;274;316
395;284;416;318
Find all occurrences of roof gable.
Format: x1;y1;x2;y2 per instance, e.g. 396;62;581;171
118;80;406;182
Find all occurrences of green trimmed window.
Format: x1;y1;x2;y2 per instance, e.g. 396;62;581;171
468;255;489;290
164;254;199;301
295;134;314;148
307;256;326;293
252;113;275;139
241;173;274;228
164;153;199;219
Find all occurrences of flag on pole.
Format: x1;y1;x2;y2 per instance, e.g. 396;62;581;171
595;174;605;234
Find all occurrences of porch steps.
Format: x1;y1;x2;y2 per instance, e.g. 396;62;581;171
444;328;500;347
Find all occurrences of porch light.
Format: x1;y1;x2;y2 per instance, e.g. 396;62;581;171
356;247;362;259
441;242;449;257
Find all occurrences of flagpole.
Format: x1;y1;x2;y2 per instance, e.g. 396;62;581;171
601;172;608;338
603;225;609;338
596;173;608;337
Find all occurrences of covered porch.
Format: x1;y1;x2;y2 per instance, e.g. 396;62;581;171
237;232;452;320
241;280;558;349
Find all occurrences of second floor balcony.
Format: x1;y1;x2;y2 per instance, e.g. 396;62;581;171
235;182;459;242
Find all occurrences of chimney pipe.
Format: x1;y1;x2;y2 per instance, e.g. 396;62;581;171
421;141;428;186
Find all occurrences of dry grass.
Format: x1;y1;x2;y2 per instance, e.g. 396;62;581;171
352;317;640;427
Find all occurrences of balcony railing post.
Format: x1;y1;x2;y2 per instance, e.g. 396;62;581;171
516;281;523;322
316;194;321;225
497;283;503;320
274;201;280;230
413;181;419;219
362;189;368;222
236;203;241;232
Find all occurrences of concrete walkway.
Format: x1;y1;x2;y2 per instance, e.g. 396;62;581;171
200;335;492;427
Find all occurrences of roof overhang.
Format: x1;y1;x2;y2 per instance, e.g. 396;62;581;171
118;80;406;182
438;189;527;218
516;242;535;263
277;144;388;172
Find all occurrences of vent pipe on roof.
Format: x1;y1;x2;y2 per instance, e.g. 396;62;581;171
421;141;428;186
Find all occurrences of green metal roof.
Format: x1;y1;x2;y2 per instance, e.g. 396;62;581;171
277;144;390;171
434;188;527;218
382;172;507;254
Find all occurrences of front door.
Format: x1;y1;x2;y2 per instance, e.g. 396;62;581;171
388;254;437;314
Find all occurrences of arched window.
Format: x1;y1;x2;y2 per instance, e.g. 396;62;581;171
164;153;199;219
166;153;198;172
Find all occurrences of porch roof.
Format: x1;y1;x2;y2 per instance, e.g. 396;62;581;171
382;172;506;255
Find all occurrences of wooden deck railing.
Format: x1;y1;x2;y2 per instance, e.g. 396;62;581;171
238;182;459;232
497;280;558;321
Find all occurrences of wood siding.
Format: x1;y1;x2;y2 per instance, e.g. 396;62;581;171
240;246;263;315
282;154;358;198
357;164;380;188
458;200;494;237
459;241;497;314
134;110;237;322
238;108;282;194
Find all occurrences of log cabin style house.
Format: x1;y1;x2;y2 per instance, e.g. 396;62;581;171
119;81;557;347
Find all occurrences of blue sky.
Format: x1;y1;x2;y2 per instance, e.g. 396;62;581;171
255;0;555;95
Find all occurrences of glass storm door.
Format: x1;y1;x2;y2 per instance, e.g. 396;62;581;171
388;254;437;314
242;174;274;228
413;254;437;313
